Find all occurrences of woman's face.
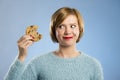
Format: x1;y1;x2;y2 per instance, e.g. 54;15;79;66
56;15;80;47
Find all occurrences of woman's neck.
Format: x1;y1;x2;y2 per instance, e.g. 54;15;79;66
55;45;80;58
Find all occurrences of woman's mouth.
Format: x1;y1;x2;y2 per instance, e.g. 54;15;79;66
63;36;73;40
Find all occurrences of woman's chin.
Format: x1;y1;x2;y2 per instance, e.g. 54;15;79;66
60;43;75;47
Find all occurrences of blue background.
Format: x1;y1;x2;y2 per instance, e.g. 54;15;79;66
0;0;120;80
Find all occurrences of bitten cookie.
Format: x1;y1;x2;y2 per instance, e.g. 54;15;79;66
25;25;42;42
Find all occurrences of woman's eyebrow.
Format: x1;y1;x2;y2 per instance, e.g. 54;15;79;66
70;23;78;25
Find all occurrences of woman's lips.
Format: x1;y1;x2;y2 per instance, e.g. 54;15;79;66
63;36;73;40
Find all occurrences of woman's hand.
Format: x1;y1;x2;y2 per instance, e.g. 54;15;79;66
17;35;34;62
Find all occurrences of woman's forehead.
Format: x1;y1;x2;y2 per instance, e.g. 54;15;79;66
60;15;78;24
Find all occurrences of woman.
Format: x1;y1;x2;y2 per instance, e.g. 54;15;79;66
5;7;103;80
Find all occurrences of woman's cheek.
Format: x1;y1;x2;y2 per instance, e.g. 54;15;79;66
73;29;79;37
56;31;58;37
56;30;62;39
56;31;60;37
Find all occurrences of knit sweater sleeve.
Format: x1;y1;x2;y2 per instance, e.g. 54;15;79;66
4;59;37;80
93;60;104;80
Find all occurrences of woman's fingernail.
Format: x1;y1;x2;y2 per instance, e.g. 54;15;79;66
30;35;35;39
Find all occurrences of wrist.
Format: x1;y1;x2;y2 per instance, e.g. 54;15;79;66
18;55;26;62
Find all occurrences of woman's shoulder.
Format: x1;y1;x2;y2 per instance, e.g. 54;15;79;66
28;52;53;64
81;52;102;67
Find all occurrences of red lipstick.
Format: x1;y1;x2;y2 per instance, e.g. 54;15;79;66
63;36;73;40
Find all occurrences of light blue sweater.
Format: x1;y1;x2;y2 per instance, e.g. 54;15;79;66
5;52;103;80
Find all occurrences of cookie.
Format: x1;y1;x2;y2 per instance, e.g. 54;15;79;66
25;25;42;42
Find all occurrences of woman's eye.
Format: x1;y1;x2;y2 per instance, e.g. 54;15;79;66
71;25;76;28
58;25;64;29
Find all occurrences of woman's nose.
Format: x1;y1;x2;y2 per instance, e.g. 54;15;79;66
64;27;71;35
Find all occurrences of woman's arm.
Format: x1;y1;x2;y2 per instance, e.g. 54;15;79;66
4;59;37;80
4;35;35;80
4;59;24;80
93;60;104;80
